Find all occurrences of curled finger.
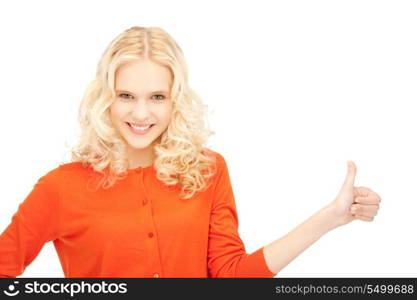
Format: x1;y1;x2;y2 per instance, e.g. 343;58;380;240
353;214;374;222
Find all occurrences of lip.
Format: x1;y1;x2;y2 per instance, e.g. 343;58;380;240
126;122;155;135
128;122;154;127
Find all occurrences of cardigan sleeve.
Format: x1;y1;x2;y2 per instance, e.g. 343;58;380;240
207;153;276;278
0;167;61;277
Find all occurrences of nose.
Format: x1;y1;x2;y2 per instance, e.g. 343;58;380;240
131;98;151;121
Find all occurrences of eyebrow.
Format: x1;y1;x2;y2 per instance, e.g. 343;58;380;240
115;89;170;96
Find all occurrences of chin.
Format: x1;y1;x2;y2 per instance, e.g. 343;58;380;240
126;139;154;150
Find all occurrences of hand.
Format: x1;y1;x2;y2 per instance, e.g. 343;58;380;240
329;161;382;228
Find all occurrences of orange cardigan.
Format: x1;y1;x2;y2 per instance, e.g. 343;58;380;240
0;151;276;278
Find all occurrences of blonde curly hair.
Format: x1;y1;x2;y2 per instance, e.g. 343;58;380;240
70;26;217;199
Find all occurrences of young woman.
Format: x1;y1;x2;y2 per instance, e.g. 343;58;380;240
0;26;381;278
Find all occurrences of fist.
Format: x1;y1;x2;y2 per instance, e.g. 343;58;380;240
351;186;381;222
330;161;382;227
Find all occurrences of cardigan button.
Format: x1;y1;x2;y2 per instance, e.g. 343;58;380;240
143;198;148;205
153;273;159;278
148;232;154;238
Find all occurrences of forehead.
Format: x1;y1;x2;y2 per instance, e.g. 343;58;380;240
115;59;172;93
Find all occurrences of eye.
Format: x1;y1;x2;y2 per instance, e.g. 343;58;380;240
152;94;166;101
118;93;134;100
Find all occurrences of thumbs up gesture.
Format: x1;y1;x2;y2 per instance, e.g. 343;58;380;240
330;161;382;227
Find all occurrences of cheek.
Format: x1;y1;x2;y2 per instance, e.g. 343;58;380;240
157;104;173;124
164;106;174;125
109;103;125;121
162;111;171;126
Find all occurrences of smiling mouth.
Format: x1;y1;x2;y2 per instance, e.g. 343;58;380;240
125;122;156;135
126;123;155;129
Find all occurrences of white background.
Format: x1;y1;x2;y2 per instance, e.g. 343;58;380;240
0;0;416;277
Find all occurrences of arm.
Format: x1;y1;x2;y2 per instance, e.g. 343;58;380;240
263;203;338;275
0;167;61;277
263;161;381;275
207;153;276;278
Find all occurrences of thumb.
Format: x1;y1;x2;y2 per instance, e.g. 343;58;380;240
342;160;357;189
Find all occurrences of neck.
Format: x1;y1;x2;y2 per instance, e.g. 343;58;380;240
126;145;156;169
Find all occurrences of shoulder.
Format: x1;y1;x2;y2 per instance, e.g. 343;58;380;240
202;148;227;169
38;161;92;185
201;148;230;184
57;161;90;172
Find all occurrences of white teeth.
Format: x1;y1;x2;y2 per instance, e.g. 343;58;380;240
130;124;151;131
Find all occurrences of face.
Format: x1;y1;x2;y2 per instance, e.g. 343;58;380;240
110;58;173;167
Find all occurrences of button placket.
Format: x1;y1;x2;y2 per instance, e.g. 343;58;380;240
139;168;163;277
140;169;149;205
